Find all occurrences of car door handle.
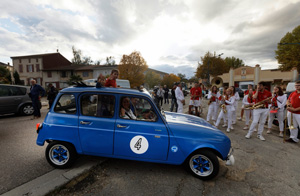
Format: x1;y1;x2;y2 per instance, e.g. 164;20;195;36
80;121;92;125
117;124;127;128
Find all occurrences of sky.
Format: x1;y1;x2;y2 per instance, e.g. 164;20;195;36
0;0;300;78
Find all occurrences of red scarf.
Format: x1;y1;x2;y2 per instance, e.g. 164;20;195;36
272;96;278;107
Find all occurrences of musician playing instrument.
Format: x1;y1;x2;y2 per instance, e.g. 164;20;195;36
285;81;300;143
230;86;240;125
206;85;220;122
214;88;235;133
245;82;272;141
239;84;253;120
189;82;202;115
267;86;286;137
242;89;255;130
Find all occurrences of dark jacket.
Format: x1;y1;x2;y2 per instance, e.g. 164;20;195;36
30;84;45;100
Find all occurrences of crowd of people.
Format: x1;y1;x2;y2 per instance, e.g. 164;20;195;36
173;81;299;144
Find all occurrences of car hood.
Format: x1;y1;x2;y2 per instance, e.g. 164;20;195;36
164;111;228;140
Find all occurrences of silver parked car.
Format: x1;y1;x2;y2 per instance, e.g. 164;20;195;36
0;84;34;115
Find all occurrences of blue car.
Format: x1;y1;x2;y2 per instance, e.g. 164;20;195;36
36;85;234;180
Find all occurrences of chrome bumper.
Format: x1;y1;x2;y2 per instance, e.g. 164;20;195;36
225;148;235;166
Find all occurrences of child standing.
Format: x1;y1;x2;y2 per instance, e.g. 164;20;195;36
105;69;119;88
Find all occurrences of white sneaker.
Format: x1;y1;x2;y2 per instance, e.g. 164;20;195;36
245;133;251;139
243;126;249;130
226;128;230;133
230;126;234;130
222;124;227;128
237;117;242;121
267;130;271;134
253;128;257;132
213;122;218;128
232;122;236;125
259;135;266;141
279;132;283;137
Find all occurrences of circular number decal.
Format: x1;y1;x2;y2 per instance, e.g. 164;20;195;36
130;135;149;154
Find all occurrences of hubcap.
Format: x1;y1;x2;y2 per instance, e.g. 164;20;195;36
24;105;34;114
190;154;213;177
49;145;69;165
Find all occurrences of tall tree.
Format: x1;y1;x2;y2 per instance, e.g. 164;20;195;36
0;66;11;84
71;46;93;65
105;56;116;65
177;73;188;82
275;25;300;72
224;57;245;69
13;71;22;85
145;71;162;89
118;51;148;88
160;74;181;88
195;51;228;80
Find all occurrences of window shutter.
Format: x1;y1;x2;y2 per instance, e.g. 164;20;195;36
32;64;34;72
26;65;29;72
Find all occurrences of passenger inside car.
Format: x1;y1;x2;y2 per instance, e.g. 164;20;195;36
120;97;136;120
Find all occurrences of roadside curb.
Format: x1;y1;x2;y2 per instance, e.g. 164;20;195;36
2;157;107;196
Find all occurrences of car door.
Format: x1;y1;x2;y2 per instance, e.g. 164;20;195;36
78;93;116;155
114;95;169;161
0;85;23;114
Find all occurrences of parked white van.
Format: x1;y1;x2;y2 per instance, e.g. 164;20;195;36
239;81;254;92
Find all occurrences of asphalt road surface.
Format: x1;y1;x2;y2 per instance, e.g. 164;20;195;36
0;107;53;194
49;97;300;196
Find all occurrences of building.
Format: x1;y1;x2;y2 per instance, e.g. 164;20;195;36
11;52;169;88
11;52;72;87
210;64;298;91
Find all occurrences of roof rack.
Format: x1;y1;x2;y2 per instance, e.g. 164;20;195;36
72;81;94;87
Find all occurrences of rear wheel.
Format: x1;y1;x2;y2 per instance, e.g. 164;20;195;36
19;104;34;115
185;150;219;180
45;141;77;169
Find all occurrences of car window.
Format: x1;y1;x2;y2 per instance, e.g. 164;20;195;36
54;94;76;114
119;96;157;121
0;86;10;96
81;94;115;118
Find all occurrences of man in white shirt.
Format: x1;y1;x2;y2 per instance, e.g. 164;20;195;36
175;82;185;113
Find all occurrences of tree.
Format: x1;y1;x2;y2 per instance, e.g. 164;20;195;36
71;46;93;65
105;56;116;66
144;71;162;89
0;66;11;84
13;71;22;85
160;74;181;88
275;25;300;72
177;73;188;83
67;75;83;85
195;51;228;80
188;76;199;83
224;57;245;69
118;51;148;88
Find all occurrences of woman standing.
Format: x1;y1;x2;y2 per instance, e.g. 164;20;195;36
215;88;235;133
230;86;240;125
267;86;286;137
206;85;220;122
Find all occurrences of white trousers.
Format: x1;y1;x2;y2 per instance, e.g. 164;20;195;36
247;108;268;135
177;100;183;113
215;105;233;129
244;109;253;126
232;102;238;123
268;109;284;132
206;102;218;121
287;112;299;142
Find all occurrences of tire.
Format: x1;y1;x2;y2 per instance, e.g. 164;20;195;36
19;104;34;116
45;141;77;169
185;150;219;180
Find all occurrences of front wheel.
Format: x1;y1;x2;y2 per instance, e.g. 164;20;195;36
185;150;219;180
45;141;77;169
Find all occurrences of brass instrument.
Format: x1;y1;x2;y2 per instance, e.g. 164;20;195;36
287;103;295;130
246;97;272;110
220;95;227;113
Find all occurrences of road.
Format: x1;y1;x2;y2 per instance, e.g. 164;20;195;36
0;107;53;194
2;96;300;196
49;97;300;196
